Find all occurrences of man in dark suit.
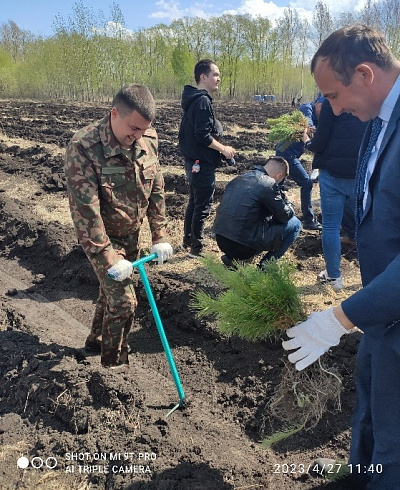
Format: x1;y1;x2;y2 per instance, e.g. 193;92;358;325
282;24;400;488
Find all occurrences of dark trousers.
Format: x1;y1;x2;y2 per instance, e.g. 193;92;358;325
183;160;215;252
349;327;400;489
216;216;302;265
342;197;356;239
216;234;257;260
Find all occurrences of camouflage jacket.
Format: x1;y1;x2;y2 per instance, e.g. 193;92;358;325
65;113;167;269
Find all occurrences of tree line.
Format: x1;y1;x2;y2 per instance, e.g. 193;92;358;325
1;0;400;102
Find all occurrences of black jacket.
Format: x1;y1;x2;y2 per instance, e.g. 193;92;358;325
178;85;223;167
306;99;367;178
213;165;295;251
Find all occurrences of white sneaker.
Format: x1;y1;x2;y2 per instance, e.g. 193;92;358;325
318;269;343;290
310;169;319;182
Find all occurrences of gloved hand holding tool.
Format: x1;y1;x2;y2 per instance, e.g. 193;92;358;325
107;259;134;281
108;252;185;416
282;307;353;371
151;242;173;265
108;242;173;281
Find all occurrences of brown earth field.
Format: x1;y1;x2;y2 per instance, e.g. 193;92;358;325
0;99;363;490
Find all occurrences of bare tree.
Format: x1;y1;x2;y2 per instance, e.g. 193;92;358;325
274;8;302;100
313;1;335;47
0;20;33;61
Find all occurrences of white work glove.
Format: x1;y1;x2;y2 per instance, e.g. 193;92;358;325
282;307;350;371
151;242;173;265
107;259;133;281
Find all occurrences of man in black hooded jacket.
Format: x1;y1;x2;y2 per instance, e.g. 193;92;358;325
179;59;236;257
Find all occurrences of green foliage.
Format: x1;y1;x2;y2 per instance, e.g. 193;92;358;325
0;48;16;94
191;255;304;340
323;461;351;482
171;42;193;86
0;8;318;100
3;2;400;100
267;110;308;149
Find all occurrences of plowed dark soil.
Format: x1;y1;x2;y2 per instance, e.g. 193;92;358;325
0;99;360;490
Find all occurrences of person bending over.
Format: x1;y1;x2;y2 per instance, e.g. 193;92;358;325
65;84;173;369
214;156;301;269
276;98;324;231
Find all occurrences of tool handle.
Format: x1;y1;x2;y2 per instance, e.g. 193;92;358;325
131;253;158;269
107;254;158;279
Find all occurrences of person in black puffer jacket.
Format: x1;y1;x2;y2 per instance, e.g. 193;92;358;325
213;156;302;269
305;98;367;289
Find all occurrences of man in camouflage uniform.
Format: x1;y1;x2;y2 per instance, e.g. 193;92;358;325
65;84;173;369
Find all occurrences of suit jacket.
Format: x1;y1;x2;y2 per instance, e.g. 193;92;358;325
342;94;400;333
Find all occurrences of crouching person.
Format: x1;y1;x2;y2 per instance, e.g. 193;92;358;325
214;156;301;269
65;84;173;369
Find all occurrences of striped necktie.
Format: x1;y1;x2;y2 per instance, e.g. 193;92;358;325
356;116;382;225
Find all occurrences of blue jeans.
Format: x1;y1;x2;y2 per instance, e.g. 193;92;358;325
276;151;314;223
261;216;302;263
319;169;356;278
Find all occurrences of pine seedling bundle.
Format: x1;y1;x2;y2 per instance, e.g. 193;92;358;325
191;256;305;340
192;256;344;446
192;256;345;446
267;110;308;150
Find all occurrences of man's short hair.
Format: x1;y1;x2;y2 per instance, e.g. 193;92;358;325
112;84;156;121
267;156;289;177
194;59;216;84
311;24;395;86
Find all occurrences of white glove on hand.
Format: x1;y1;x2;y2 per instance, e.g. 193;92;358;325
107;259;133;281
282;307;350;371
151;242;173;265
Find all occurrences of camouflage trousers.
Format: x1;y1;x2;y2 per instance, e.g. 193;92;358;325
87;236;138;367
